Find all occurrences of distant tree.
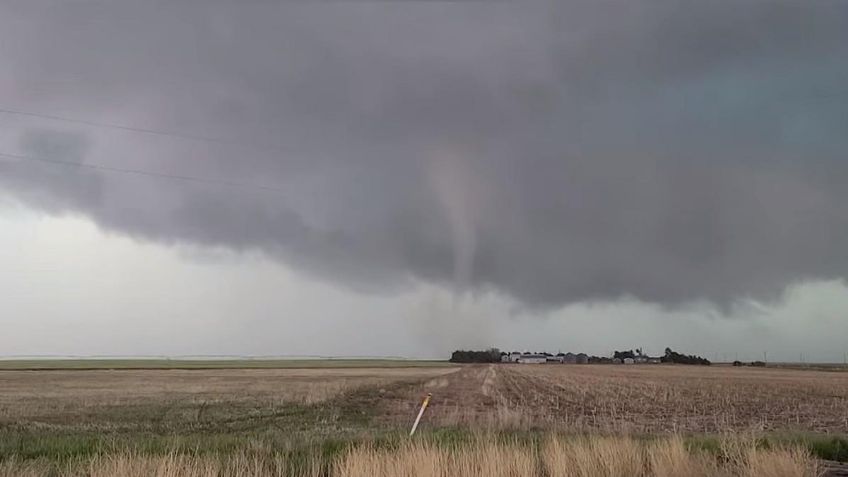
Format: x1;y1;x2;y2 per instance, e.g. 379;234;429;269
449;348;502;364
661;347;711;365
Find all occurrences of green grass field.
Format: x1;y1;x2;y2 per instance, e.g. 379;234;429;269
0;358;452;370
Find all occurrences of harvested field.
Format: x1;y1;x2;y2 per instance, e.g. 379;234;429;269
6;364;843;435
0;367;457;431
0;359;451;370
389;364;848;434
2;363;848;476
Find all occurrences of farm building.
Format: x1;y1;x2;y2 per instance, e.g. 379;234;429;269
563;352;577;364
623;357;635;365
518;354;547;364
576;353;589;364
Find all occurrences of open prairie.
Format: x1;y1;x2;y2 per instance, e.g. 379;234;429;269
2;363;847;476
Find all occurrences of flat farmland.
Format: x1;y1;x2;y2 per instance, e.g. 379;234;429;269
2;363;848;476
4;364;848;435
0;367;457;433
0;358;450;370
384;364;848;434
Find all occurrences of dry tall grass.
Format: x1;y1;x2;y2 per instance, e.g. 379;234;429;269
0;435;820;477
336;438;537;477
336;435;819;477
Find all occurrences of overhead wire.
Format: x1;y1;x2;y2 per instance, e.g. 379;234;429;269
0;106;291;154
0;151;289;195
0;105;296;194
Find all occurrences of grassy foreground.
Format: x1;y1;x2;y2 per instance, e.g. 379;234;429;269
0;433;825;477
0;359;452;370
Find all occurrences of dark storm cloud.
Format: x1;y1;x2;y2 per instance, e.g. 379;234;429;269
1;2;847;306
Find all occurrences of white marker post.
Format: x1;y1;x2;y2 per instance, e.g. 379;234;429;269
409;393;432;437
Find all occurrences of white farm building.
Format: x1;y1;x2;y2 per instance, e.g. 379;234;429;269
517;354;547;364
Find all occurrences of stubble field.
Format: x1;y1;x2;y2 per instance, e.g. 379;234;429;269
1;362;847;476
400;364;848;433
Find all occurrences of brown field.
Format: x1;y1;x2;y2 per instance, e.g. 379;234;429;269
5;363;847;435
386;364;848;434
0;367;457;430
2;363;847;476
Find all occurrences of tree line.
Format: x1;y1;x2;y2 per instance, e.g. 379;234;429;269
660;347;711;365
449;347;711;365
449;348;502;363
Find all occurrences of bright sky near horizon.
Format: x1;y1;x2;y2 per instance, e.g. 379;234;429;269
3;205;847;362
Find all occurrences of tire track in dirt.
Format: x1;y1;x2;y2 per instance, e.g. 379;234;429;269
375;365;499;429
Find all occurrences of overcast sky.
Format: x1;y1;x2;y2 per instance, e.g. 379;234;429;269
1;2;847;361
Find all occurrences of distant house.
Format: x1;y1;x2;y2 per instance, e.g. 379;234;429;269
576;353;589;364
623;357;635;365
508;352;521;363
612;358;623;364
518;354;547;364
563;352;577;364
547;355;564;364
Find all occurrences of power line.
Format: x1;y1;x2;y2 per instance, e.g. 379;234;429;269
0;106;288;153
0;151;288;195
4;89;848;142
